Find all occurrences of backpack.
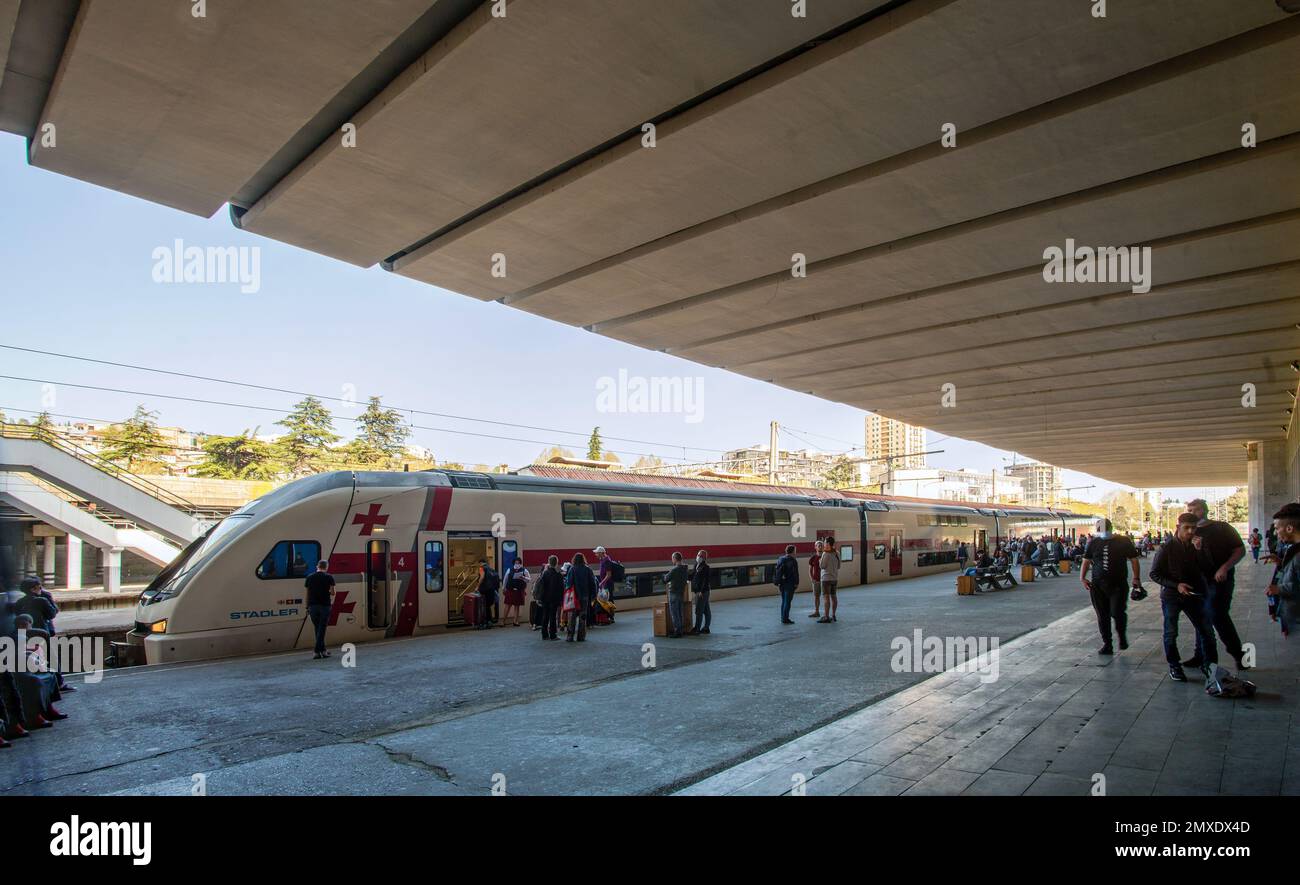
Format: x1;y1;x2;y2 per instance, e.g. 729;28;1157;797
608;559;625;583
480;569;500;596
774;555;797;587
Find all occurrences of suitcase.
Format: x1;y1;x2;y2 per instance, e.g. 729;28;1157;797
595;609;612;626
529;600;541;627
462;592;482;627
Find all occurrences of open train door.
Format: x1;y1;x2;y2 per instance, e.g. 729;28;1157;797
417;531;449;627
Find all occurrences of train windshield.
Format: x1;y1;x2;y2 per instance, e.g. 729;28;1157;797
141;515;250;603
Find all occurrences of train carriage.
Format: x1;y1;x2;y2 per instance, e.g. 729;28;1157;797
128;469;1091;665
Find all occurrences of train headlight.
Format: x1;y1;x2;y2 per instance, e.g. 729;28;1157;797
149;620;168;634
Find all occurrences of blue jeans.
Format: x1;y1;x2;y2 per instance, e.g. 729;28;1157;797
1193;576;1243;661
1162;593;1216;668
778;585;796;621
668;592;684;635
307;604;331;655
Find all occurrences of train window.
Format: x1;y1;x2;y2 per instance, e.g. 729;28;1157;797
839;545;854;563
716;568;739;588
615;576;638;600
677;504;718;525
873;544;888;560
718;507;739;525
609;503;638;524
743;508;765;525
255;540;320;580
772;509;791;526
746;565;765;585
562;501;596;524
649;504;675;525
423;541;444;593
918;551;958;567
646;573;670;595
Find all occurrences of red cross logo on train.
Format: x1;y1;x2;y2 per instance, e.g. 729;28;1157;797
328;591;356;627
352;503;388;535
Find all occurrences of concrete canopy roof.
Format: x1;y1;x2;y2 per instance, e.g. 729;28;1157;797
3;0;1298;488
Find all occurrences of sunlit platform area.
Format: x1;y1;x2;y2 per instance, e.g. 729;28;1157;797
683;560;1291;796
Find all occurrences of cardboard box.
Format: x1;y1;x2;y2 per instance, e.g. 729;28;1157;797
652;599;693;636
1059;560;1072;574
956;575;976;596
1021;565;1036;583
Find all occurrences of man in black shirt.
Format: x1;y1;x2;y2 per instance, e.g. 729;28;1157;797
1150;514;1216;682
303;560;335;659
689;550;712;635
1184;499;1247;670
1081;519;1142;655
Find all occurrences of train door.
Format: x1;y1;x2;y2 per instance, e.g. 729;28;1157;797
446;532;497;625
365;539;391;629
975;529;987;553
417;531;448;628
889;530;903;577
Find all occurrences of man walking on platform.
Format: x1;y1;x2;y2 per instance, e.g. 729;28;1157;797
304;560;335;659
1150;514;1216;682
1080;518;1142;655
1183;498;1248;671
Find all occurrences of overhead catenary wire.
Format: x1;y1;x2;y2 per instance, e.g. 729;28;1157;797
0;378;701;464
0;343;726;455
0;404;613;472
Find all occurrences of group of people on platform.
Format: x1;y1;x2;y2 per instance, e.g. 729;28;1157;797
460;536;848;643
295;498;1300;683
1080;497;1300;686
470;546;625;643
0;576;73;748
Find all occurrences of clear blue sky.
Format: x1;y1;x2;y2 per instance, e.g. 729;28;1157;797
0;133;1234;504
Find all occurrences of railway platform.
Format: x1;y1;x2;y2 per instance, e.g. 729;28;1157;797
683;558;1291;796
3;560;1288;796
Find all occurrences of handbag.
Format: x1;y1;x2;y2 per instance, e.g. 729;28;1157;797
562;587;578;613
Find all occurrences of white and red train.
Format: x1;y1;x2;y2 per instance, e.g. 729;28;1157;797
128;469;1091;664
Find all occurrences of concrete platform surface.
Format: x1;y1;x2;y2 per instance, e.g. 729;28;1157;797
683;558;1291;796
3;567;1094;796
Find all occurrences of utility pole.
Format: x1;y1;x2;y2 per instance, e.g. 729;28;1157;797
768;420;779;484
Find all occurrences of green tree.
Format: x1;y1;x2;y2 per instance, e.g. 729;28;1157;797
586;427;603;461
101;405;168;474
195;431;277;480
32;411;54;436
1224;487;1248;524
344;396;408;465
274;397;340;477
823;456;858;489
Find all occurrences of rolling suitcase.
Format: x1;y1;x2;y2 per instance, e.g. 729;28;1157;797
529;600;541;628
462;592;482;627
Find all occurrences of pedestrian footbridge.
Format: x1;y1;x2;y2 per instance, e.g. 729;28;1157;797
0;427;217;591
